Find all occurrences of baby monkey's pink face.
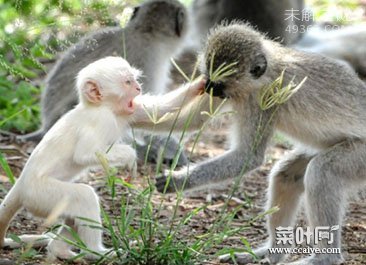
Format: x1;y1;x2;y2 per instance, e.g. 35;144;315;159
77;56;143;116
120;74;141;115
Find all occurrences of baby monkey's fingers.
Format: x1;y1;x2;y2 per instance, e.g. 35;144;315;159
189;76;207;96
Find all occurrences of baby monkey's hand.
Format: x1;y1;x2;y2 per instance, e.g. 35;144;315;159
186;77;206;98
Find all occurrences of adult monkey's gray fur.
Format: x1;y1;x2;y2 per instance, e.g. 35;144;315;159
294;24;366;77
19;0;189;166
157;23;366;265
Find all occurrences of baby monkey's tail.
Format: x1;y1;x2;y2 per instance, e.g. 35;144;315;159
4;234;50;249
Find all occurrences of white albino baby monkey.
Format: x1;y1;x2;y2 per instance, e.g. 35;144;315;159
0;56;205;260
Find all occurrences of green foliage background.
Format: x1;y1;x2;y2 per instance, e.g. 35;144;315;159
0;0;138;132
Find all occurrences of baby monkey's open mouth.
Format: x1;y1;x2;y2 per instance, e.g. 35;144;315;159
125;99;135;113
205;78;227;99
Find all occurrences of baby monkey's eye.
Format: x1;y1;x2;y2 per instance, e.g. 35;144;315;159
125;80;132;85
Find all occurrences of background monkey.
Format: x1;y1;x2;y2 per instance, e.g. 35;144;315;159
19;0;189;166
0;56;205;260
157;23;366;265
189;0;306;48
294;24;366;77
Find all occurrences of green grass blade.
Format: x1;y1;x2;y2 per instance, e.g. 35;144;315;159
0;152;16;184
171;58;190;82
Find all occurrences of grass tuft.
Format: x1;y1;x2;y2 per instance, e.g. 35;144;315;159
258;69;307;110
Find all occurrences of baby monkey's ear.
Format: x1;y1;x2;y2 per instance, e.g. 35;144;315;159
83;80;103;104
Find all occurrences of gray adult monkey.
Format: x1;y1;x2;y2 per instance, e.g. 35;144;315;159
157;22;366;265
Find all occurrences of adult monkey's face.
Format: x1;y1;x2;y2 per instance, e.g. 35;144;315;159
202;23;268;99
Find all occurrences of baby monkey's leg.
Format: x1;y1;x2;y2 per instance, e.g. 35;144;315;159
23;180;109;260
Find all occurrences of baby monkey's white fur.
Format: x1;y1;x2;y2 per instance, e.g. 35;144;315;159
0;56;204;260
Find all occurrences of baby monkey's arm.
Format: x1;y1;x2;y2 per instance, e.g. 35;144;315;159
131;78;206;130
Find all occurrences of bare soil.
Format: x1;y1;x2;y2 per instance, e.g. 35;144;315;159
0;121;365;265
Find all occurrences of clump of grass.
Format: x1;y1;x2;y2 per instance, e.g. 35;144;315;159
258;69;307;110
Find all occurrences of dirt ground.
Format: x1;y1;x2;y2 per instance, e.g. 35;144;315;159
0;119;365;265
